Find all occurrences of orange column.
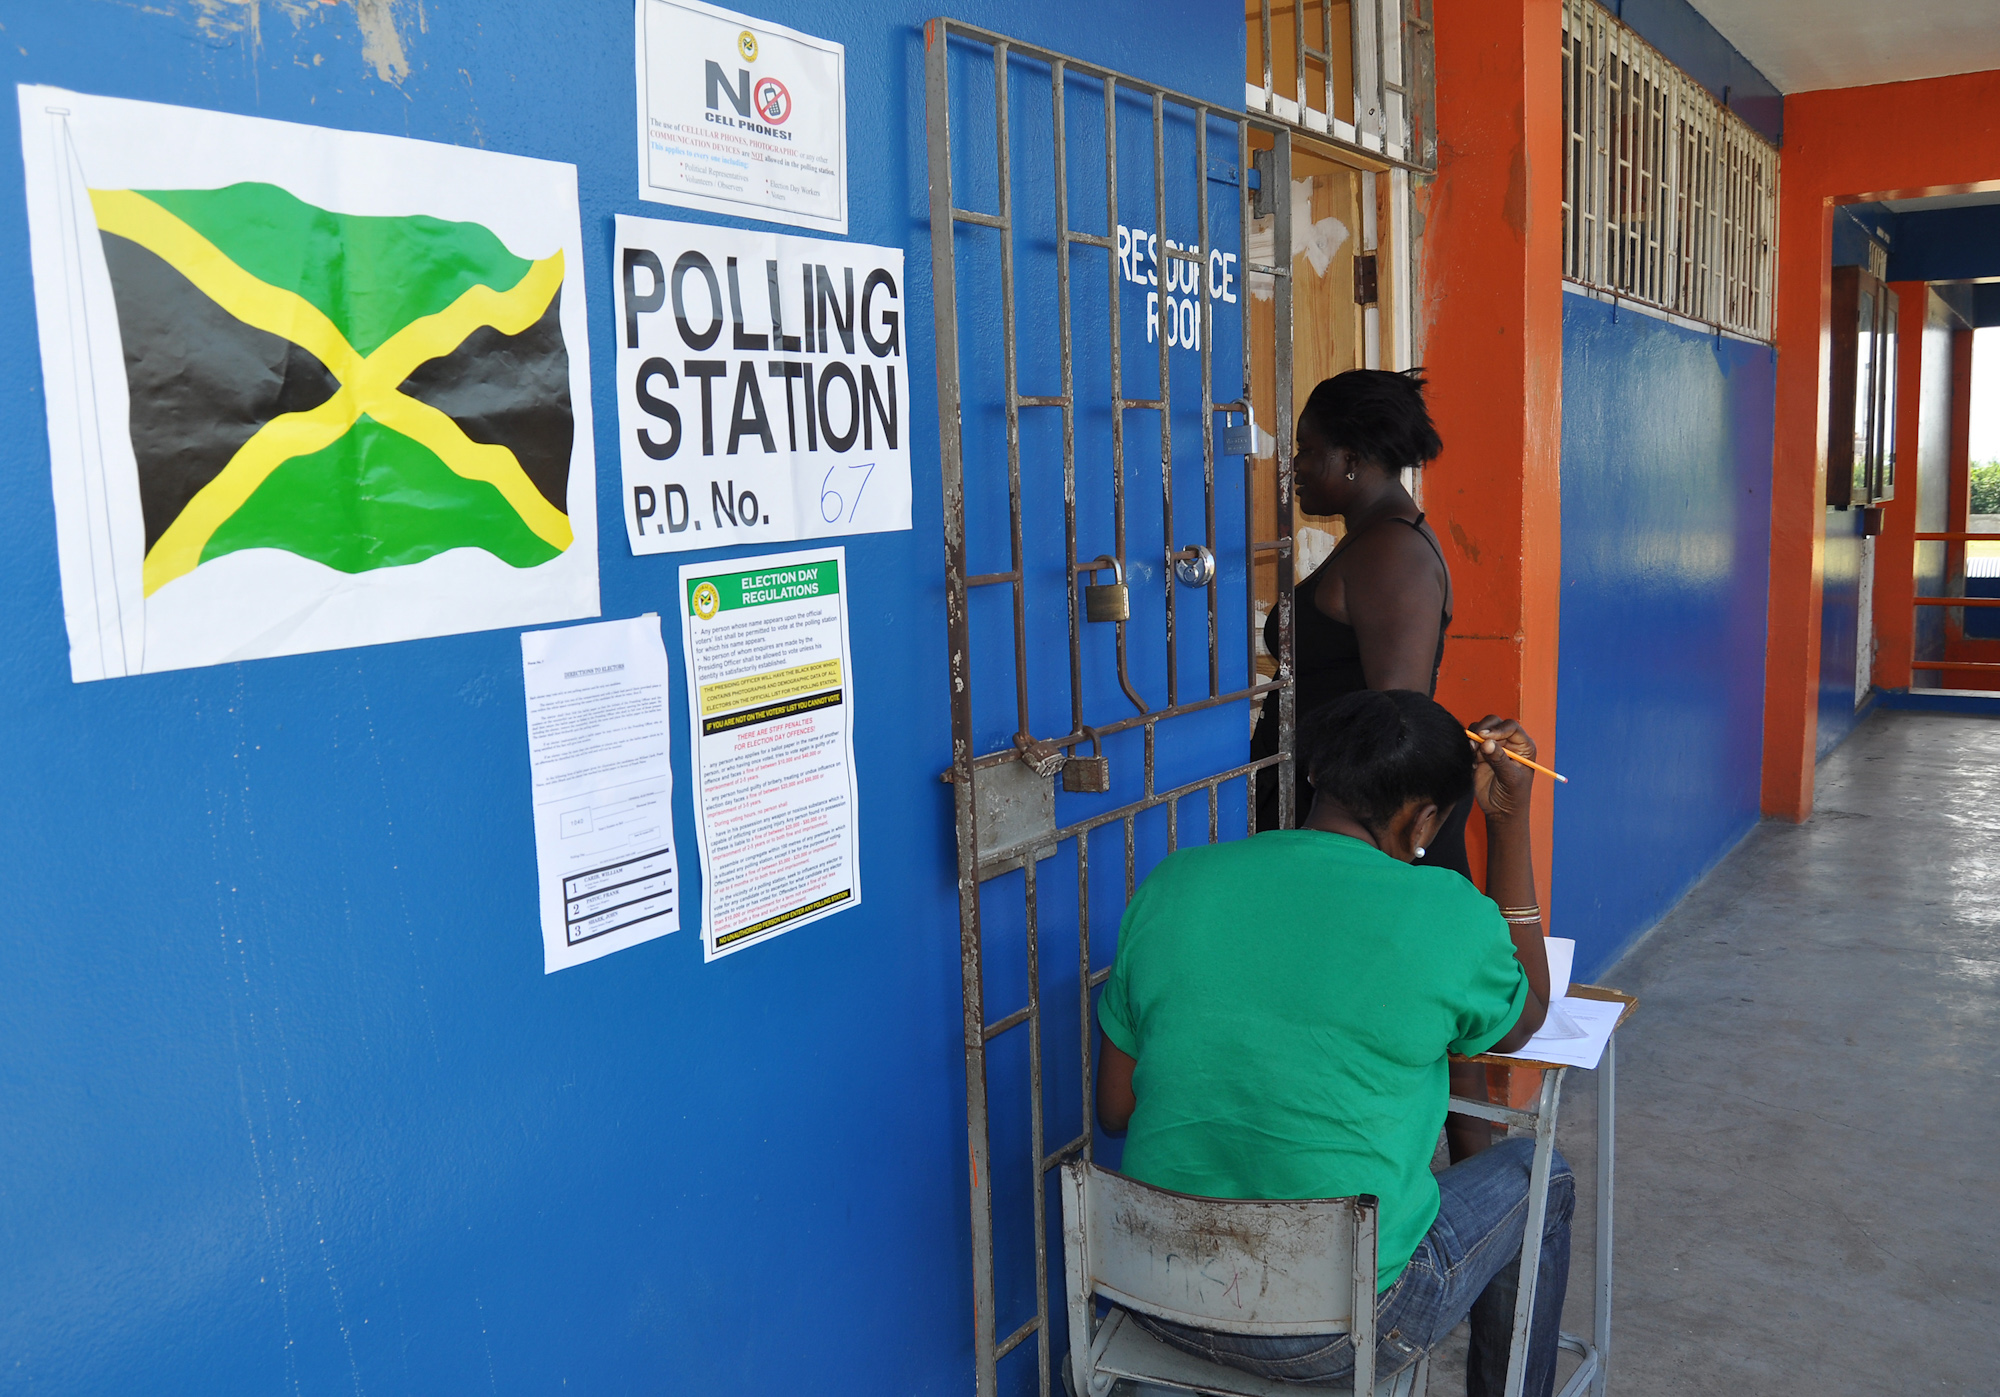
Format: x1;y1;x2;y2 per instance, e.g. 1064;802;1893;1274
1420;0;1563;907
1763;72;2000;818
1762;190;1835;821
1871;285;1928;691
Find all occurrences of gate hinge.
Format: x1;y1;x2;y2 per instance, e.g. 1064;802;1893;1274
1353;252;1379;306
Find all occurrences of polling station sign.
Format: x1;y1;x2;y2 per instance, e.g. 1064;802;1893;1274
614;214;910;555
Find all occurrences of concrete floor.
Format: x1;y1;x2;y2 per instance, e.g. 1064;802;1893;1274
1431;708;2000;1394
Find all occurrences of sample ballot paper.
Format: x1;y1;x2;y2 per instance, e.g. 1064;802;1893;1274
679;546;860;960
521;614;680;972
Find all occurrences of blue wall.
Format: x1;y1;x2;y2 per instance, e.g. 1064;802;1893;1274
0;4;1243;1395
1553;294;1773;976
1888;203;2000;284
1612;0;1782;145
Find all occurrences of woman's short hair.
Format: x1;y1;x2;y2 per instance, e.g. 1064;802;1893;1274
1299;689;1472;835
1299;368;1442;470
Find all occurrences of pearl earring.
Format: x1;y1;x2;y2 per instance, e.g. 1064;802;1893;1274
1415;846;1427;859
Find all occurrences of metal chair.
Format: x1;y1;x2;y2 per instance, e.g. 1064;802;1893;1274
1060;1161;1429;1397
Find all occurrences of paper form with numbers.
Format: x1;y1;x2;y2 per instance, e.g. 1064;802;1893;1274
521;614;680;973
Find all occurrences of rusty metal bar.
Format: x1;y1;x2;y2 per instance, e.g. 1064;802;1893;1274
1154;93;1176;710
1260;0;1273;114
1054;61;1084;740
921;23;997;1396
1915;596;2000;607
1294;0;1308;120
1198;111;1219;701
995;1316;1036;1361
1916;532;2000;541
943;678;1289;781
994;42;1033;744
1076;827;1092;1166
983;1005;1031;1039
1913;660;2000;671
1240;121;1258;836
1274;132;1296;829
1022;847;1050;1395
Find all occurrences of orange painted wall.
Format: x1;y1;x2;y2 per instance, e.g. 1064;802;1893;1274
1766;72;2000;818
1420;0;1563;907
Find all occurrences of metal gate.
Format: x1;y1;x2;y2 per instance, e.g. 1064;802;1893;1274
924;20;1297;1396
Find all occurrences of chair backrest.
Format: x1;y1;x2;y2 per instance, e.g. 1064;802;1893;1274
1060;1161;1378;1337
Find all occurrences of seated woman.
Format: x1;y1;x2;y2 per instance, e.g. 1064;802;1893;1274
1094;690;1567;1396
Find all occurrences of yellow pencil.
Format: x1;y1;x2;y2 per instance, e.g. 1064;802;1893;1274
1464;728;1570;784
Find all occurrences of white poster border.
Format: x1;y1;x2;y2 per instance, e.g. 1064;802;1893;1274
678;544;861;961
633;0;849;236
17;84;600;681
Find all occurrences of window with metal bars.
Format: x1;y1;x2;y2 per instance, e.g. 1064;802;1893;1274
1562;0;1778;342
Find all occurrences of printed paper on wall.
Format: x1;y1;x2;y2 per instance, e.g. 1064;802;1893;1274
679;547;860;960
17;85;599;681
615;214;910;553
635;0;847;234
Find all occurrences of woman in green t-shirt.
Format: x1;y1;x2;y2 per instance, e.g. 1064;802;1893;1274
1096;689;1566;1396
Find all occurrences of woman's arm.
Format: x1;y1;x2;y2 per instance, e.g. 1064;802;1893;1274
1468;716;1550;1053
1096;1034;1136;1133
1328;527;1448;692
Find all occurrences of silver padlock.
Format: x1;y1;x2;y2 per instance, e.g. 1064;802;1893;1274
1063;728;1111;793
1079;555;1130;623
1172;544;1216;588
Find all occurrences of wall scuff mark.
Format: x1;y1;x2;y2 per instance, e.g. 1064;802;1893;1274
350;0;411;83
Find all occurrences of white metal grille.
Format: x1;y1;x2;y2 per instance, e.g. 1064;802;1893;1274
1562;0;1778;341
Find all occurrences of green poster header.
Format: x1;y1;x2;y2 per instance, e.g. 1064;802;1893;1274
687;559;841;617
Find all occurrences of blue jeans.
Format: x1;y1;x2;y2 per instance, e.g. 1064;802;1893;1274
1132;1137;1573;1396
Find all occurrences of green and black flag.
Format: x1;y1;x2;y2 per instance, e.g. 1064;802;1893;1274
90;180;574;595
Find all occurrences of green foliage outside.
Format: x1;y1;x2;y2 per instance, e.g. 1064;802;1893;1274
1972;462;2000;516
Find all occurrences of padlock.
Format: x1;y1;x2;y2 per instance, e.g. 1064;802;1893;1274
1172;543;1216;588
1014;733;1067;779
1063;728;1111;793
1079;555;1130;623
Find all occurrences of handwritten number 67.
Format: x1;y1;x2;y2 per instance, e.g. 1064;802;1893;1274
819;461;876;525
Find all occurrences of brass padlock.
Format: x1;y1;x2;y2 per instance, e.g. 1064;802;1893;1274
1063;728;1111;793
1079;555;1130;623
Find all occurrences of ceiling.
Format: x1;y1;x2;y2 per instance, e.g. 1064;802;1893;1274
1683;0;2000;94
1882;192;2000;214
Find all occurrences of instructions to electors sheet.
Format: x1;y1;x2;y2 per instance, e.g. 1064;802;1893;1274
521;615;680;973
679;546;860;960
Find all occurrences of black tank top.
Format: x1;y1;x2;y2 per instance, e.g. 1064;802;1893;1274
1261;512;1453;715
1251;513;1463;866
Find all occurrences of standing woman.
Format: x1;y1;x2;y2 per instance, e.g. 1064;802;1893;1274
1253;368;1465;866
1252;369;1495;1159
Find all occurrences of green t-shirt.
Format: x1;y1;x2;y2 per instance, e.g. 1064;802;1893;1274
1096;829;1528;1290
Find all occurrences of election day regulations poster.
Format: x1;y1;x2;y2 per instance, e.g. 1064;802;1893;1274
615;214;910;554
18;87;598;681
679;547;859;960
635;0;847;234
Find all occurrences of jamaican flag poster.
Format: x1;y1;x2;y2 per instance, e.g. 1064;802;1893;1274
17;86;600;681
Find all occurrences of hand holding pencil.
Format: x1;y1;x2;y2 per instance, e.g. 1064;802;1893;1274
1465;716;1565;825
1464;726;1568;784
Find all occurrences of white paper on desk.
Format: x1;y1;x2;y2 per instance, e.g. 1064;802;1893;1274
521;614;680;973
1544;937;1575;1001
1494;994;1623;1069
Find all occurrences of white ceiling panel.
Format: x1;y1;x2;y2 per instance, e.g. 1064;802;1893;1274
1683;0;2000;94
1882;192;2000;214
